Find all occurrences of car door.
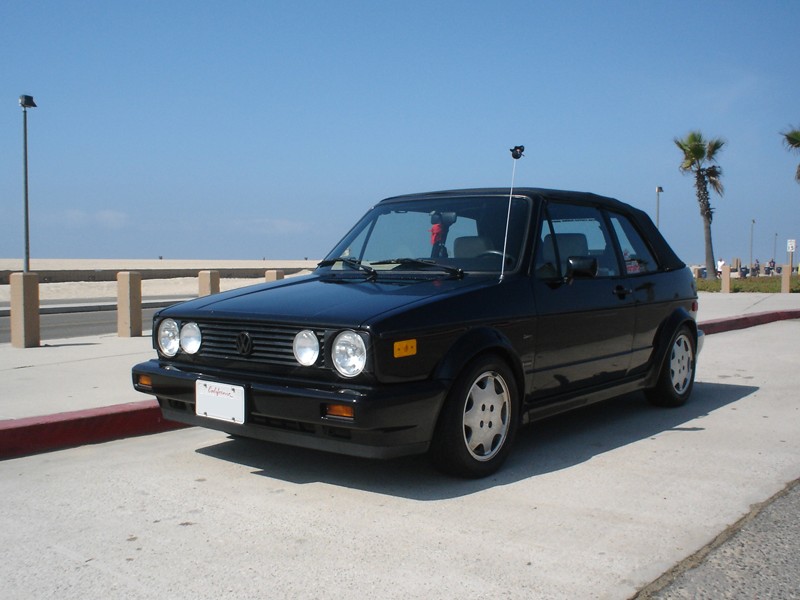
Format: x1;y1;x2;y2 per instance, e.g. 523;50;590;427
607;210;675;375
530;200;636;400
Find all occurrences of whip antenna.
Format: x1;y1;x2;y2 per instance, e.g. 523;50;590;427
500;145;524;281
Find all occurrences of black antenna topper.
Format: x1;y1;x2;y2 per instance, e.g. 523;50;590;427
510;145;525;159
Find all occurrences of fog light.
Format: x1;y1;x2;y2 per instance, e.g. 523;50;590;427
180;322;202;354
325;404;354;419
293;329;320;366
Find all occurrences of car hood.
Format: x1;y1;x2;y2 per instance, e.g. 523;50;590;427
159;273;496;328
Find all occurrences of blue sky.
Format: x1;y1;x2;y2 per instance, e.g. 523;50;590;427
1;0;798;265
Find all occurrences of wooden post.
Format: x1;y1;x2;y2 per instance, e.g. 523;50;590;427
199;270;220;296
781;265;791;294
117;271;142;337
720;265;731;293
10;272;40;348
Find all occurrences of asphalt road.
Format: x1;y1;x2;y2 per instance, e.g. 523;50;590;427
1;321;798;599
0;307;160;343
647;479;800;599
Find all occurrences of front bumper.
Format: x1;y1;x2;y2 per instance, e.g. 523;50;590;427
132;360;448;459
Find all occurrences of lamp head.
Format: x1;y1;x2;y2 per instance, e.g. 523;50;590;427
19;95;37;109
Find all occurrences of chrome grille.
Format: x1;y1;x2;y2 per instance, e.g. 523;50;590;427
197;321;326;366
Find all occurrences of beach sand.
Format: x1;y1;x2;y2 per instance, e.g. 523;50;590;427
0;258;315;302
0;258;317;272
0;278;269;302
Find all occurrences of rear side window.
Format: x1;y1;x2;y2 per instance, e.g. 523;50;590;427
609;213;659;275
535;203;619;278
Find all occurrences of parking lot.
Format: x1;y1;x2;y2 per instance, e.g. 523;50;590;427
2;320;799;599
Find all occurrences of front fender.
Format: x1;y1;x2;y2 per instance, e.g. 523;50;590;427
433;327;525;396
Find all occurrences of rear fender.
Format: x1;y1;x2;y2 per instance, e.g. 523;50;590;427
644;307;698;388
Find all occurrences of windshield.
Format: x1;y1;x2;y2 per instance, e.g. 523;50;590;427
321;194;532;276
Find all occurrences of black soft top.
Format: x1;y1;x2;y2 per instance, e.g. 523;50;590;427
380;187;686;271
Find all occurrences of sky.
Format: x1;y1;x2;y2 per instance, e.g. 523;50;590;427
1;0;799;266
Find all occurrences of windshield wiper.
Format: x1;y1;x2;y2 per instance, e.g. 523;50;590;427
371;258;464;279
317;257;377;281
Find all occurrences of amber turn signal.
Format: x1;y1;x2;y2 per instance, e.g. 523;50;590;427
325;404;354;419
393;338;417;358
137;374;153;389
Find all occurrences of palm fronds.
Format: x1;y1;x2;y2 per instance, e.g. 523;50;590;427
781;127;800;183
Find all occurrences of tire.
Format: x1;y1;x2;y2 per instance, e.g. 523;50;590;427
430;354;519;478
646;325;696;408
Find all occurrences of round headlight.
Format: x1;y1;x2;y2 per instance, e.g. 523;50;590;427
332;330;367;378
293;330;320;366
180;322;202;354
157;319;180;357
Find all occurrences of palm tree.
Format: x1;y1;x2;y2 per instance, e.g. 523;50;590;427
674;131;725;279
781;126;800;183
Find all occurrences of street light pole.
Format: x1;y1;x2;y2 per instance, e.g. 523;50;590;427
656;186;663;228
20;95;37;273
749;219;755;271
773;233;777;262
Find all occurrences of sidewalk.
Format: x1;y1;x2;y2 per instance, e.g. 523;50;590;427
1;291;800;459
693;290;800;333
0;333;178;458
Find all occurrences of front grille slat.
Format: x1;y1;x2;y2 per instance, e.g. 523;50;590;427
191;321;325;367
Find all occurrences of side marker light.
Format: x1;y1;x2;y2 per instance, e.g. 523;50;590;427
394;339;417;358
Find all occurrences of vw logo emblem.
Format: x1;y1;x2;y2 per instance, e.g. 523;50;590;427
235;331;253;356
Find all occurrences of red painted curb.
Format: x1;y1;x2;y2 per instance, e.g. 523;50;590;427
0;399;187;460
699;309;800;335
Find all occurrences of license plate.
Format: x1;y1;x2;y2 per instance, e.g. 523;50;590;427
196;380;245;424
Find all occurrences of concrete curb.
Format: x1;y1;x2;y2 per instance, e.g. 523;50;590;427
1;311;799;461
0;400;187;460
698;309;800;335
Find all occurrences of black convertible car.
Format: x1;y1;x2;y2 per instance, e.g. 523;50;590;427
132;188;702;477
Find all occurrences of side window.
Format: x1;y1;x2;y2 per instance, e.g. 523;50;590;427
609;213;658;275
535;202;619;278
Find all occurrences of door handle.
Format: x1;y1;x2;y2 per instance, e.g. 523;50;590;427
613;285;633;298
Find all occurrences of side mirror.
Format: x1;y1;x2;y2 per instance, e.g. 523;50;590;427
565;256;598;281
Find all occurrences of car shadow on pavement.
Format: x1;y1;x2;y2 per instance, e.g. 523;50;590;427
195;380;757;500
